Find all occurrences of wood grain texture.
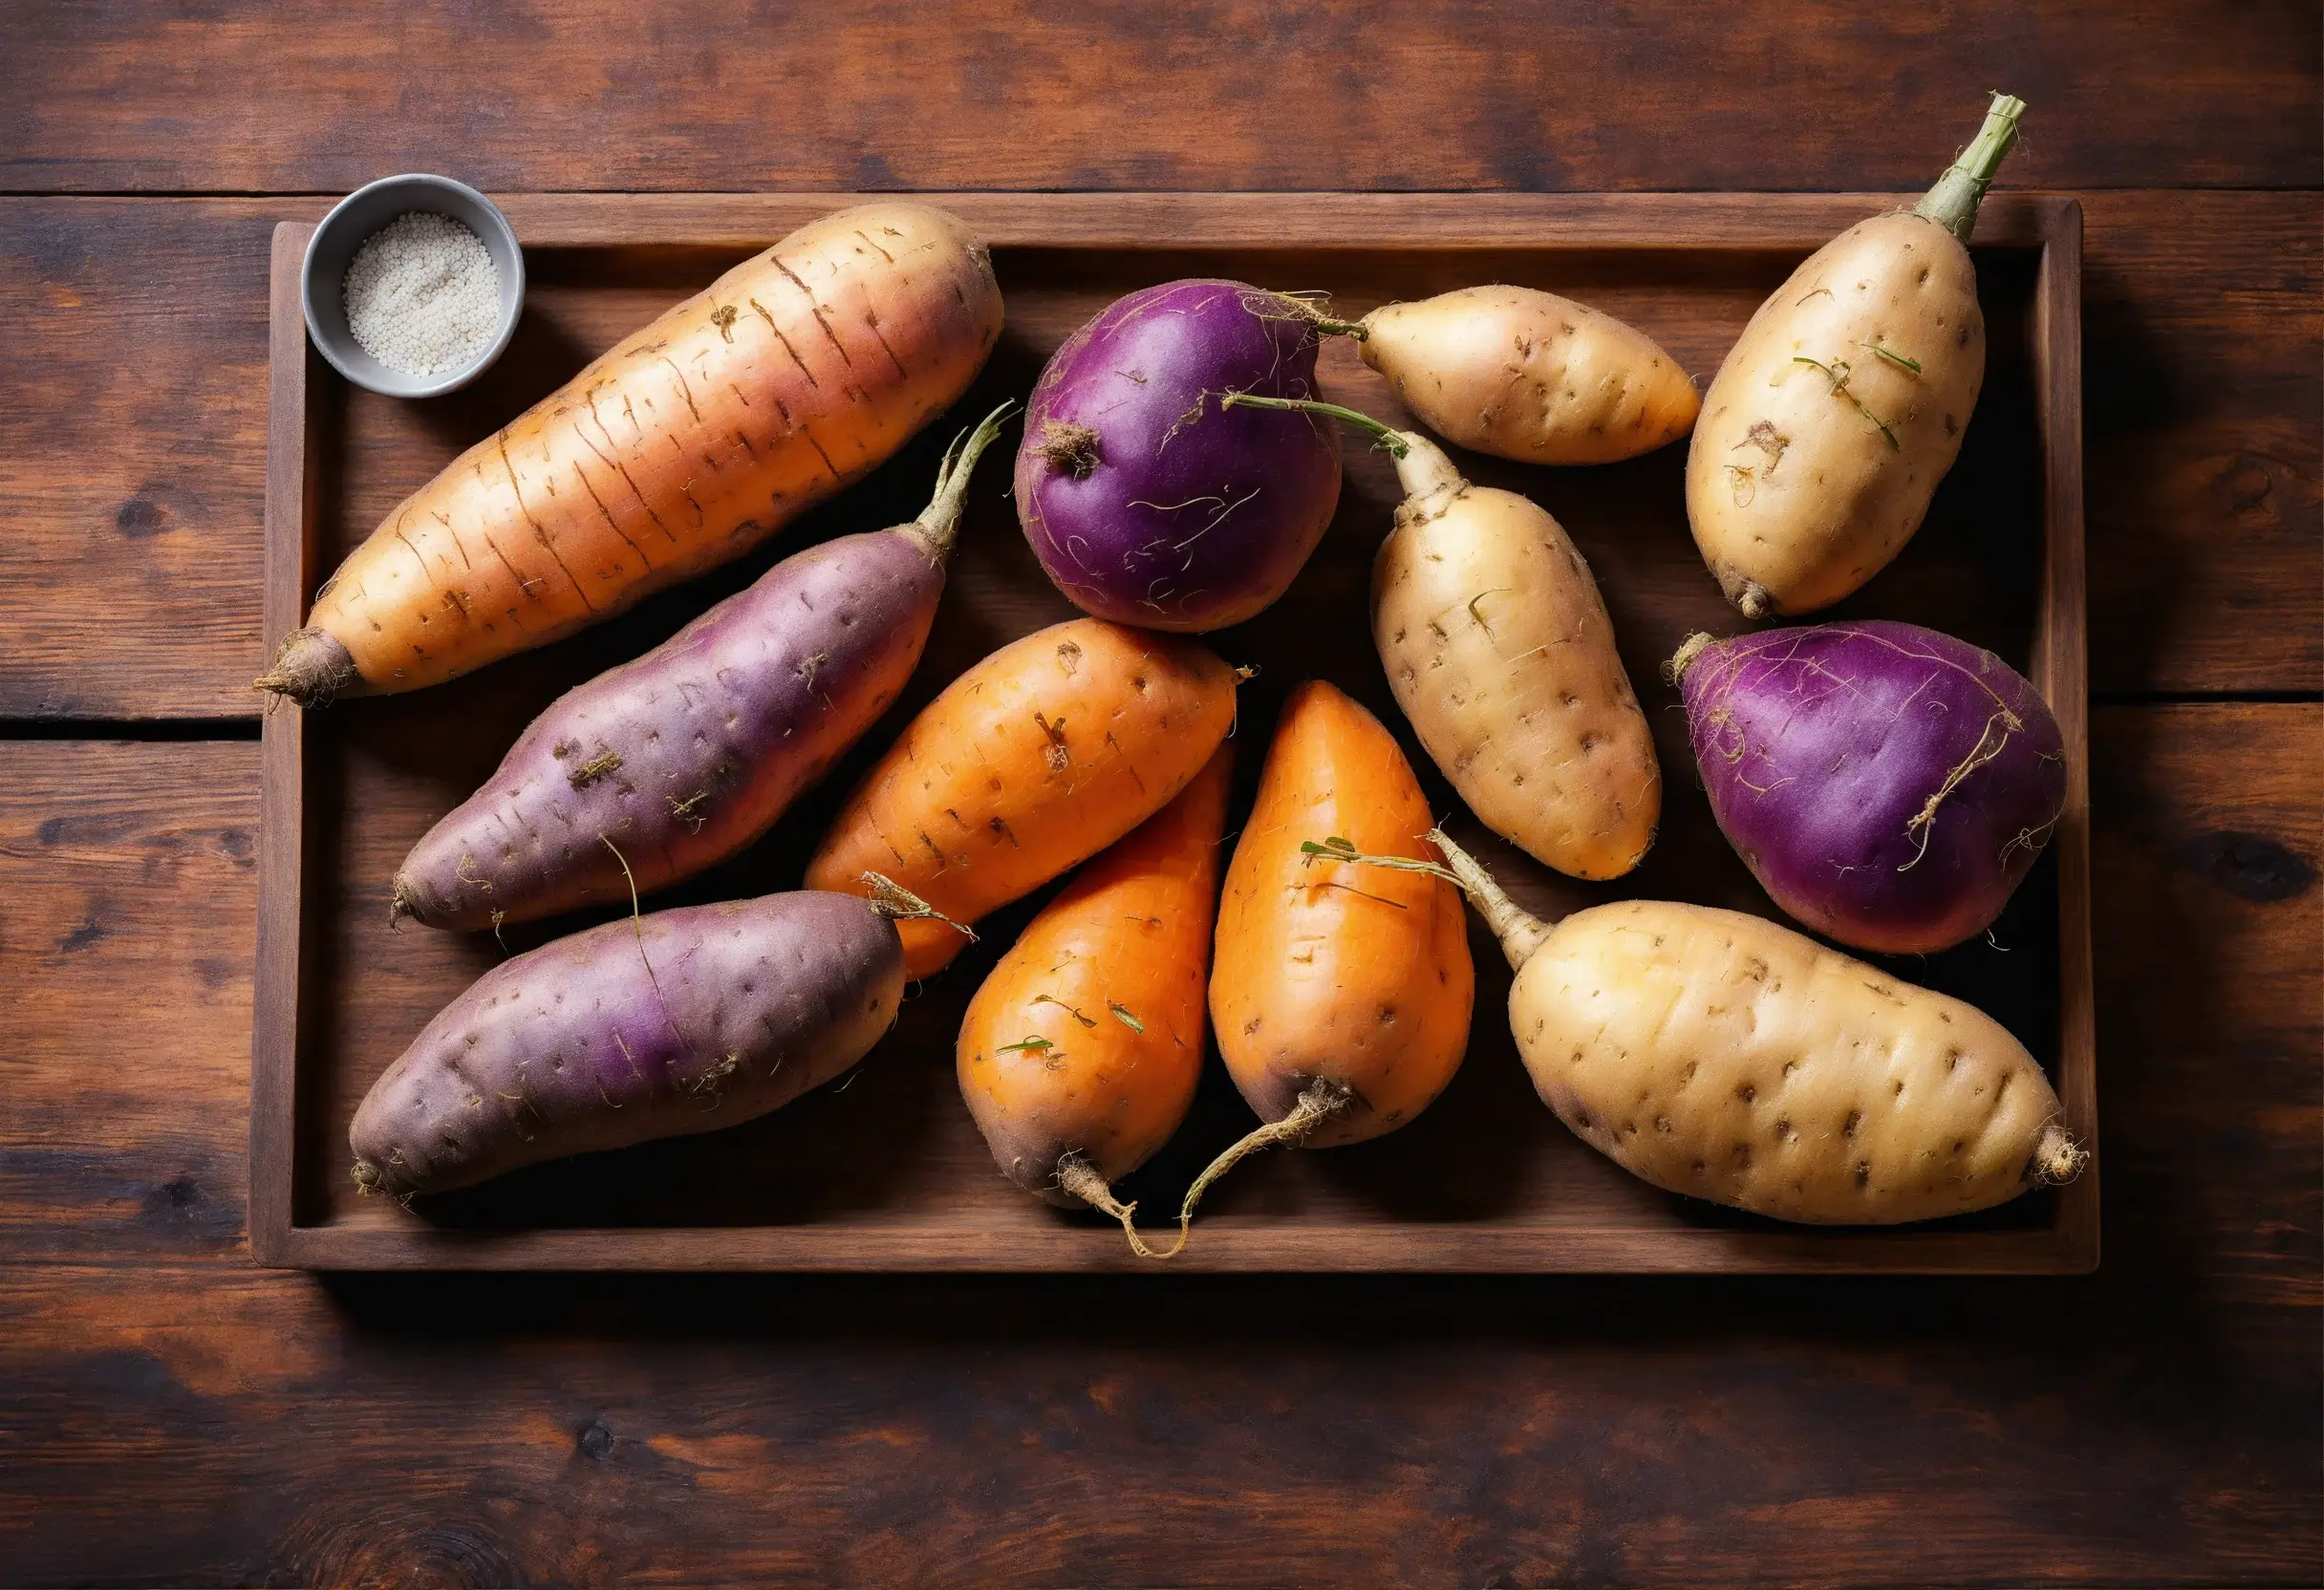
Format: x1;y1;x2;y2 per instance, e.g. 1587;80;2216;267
2;708;2313;1581
3;190;2310;720
2;1;2316;194
2082;191;2323;695
245;197;2087;1273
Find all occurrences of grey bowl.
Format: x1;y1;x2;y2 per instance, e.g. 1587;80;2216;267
301;174;525;398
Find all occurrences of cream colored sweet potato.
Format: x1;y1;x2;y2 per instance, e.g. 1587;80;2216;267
1372;431;1659;880
1360;285;1698;465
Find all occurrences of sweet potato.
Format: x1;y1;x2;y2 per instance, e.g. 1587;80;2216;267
805;617;1239;979
1421;828;2085;1225
349;890;912;1197
390;403;1014;932
1182;680;1474;1231
1226;395;1659;879
1686;95;2023;616
1354;285;1699;464
261;202;1003;705
957;744;1230;1255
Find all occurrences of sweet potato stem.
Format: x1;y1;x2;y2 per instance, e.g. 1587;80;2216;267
1262;291;1371;341
859;870;977;939
1328;827;1556;973
905;399;1018;559
2027;1120;2089;1185
1221;392;1409;457
1914;92;2026;243
1423;829;1555;971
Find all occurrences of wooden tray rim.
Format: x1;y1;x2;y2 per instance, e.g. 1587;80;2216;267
250;191;2093;1274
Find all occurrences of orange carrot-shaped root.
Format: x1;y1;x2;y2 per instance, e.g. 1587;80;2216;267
958;744;1232;1257
1182;680;1474;1235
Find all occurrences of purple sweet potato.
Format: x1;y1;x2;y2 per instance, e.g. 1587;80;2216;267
392;403;1013;932
1014;278;1343;632
1669;619;2067;956
350;890;908;1196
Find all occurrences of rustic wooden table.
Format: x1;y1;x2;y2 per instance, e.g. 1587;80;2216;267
3;5;2316;1584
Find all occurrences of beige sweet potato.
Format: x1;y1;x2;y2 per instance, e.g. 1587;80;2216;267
1685;95;2023;616
1372;428;1659;879
1426;830;2085;1226
1357;285;1698;465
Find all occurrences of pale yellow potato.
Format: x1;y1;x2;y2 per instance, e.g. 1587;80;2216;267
1372;432;1658;880
1360;286;1699;465
1684;213;1986;617
1509;897;2075;1224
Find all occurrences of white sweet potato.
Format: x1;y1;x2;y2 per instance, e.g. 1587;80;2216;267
1425;830;2085;1226
1357;285;1699;464
1686;95;2023;617
1371;430;1659;879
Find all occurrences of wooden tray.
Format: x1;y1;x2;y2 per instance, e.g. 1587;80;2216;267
251;192;2091;1272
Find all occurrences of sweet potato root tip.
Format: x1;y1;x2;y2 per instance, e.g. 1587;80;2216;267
1174;1077;1352;1239
2028;1121;2089;1186
254;627;357;707
1056;1153;1182;1260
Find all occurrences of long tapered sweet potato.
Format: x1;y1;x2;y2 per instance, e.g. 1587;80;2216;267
390;404;1013;933
261;202;1002;705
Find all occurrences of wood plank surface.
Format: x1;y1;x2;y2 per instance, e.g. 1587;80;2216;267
4;3;2315;1580
3;2;2315;195
1;707;2313;1580
1;191;2314;720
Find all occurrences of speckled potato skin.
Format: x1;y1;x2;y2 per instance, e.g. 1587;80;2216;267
1373;478;1659;880
1511;899;2064;1224
1686;213;1985;616
394;529;941;932
1209;681;1474;1150
350;892;905;1197
1361;286;1699;465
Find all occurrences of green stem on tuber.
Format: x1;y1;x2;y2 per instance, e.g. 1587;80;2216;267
1914;92;2027;243
1220;392;1467;504
1220;392;1408;456
1262;291;1371;341
907;399;1019;558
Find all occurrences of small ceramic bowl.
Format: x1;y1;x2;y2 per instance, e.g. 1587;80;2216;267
301;173;525;398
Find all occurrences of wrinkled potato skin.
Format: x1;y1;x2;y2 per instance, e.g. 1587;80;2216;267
1362;286;1699;465
1686;214;1985;616
1511;899;2063;1224
1373;484;1659;880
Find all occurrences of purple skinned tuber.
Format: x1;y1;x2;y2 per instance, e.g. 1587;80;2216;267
1014;278;1344;631
391;402;1013;933
1669;620;2067;955
349;888;924;1197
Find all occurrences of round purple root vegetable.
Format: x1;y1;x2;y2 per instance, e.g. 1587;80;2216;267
1669;619;2067;956
392;402;1015;932
350;890;912;1197
1014;278;1343;631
